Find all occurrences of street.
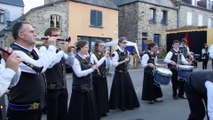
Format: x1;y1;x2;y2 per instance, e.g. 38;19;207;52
42;61;211;120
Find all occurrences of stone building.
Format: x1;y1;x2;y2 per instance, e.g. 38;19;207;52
0;0;118;49
112;0;213;51
112;0;177;51
173;0;213;28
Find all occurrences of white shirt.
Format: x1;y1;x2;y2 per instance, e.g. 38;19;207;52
72;53;94;77
205;81;213;120
164;48;190;65
65;52;75;67
13;43;64;73
90;53;112;68
209;44;213;59
0;60;21;97
141;51;159;68
112;47;130;67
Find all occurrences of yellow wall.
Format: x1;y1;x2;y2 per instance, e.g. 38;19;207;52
207;28;213;46
68;1;118;45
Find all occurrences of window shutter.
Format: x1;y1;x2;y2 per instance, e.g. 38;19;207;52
97;11;102;27
90;10;96;26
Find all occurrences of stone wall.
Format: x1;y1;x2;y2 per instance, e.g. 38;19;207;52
0;2;68;47
25;2;68;38
118;3;139;42
118;2;176;50
44;0;62;4
179;6;213;27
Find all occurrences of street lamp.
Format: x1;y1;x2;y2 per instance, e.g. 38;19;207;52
175;0;181;28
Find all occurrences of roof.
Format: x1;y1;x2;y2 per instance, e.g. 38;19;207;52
113;0;175;8
0;0;24;7
166;26;208;33
72;0;118;10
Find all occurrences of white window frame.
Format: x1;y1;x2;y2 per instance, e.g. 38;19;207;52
198;15;203;26
187;12;192;25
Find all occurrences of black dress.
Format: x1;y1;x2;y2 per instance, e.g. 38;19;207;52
92;53;109;116
109;49;139;110
68;54;99;120
141;51;163;101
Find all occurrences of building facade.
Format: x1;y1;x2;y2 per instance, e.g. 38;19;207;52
113;0;177;51
0;0;118;49
0;0;24;31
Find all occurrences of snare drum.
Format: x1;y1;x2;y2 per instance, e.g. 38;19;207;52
177;65;193;80
154;67;172;85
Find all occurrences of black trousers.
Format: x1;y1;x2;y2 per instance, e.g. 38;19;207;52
185;83;208;120
171;69;185;97
7;109;42;120
46;88;68;120
202;59;208;69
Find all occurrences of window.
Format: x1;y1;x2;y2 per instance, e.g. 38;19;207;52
207;0;212;10
50;14;62;28
208;18;213;28
142;32;148;51
192;0;197;6
154;34;160;47
0;10;4;24
198;15;203;26
149;8;156;24
90;10;102;28
161;10;168;25
187;12;192;25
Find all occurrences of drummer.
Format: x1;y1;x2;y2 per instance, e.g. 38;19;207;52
164;40;192;100
141;42;165;104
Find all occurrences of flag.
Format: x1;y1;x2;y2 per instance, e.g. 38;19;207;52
185;32;190;46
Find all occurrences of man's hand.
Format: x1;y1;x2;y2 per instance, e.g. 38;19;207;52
6;51;23;71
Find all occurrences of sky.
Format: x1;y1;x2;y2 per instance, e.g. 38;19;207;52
23;0;44;13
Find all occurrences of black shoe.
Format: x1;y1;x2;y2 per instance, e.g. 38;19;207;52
101;113;107;117
178;95;187;99
120;108;126;111
147;100;154;104
173;96;178;100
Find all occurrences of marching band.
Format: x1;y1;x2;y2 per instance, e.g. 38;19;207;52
0;21;212;120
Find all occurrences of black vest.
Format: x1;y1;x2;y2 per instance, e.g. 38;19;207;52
10;44;46;109
179;46;188;58
45;52;66;89
115;49;128;71
144;51;155;73
72;54;92;85
189;70;213;96
168;49;181;69
92;53;106;78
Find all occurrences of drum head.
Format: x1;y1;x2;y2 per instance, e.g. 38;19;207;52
156;67;172;76
177;65;193;70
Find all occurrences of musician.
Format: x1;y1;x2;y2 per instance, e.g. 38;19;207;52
109;37;139;111
185;70;213;120
44;27;75;120
141;42;164;104
201;43;209;69
0;48;22;120
7;21;63;120
68;40;99;120
179;38;191;59
90;40;112;117
164;40;191;99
